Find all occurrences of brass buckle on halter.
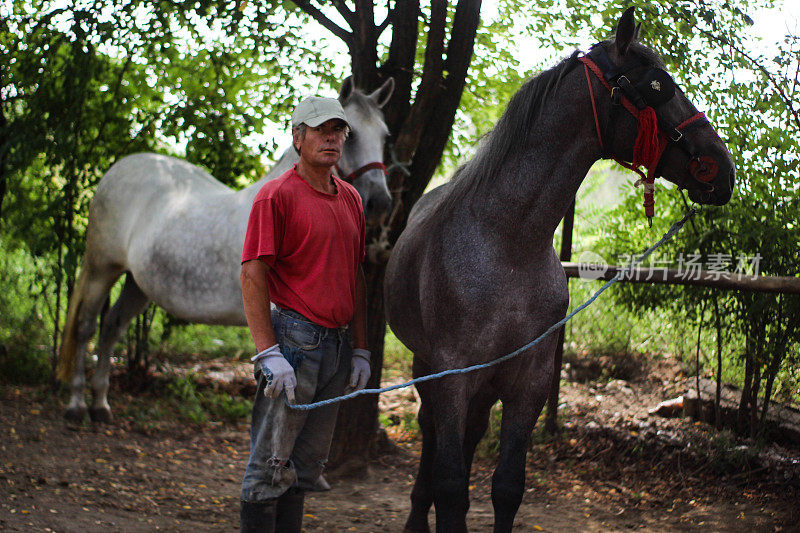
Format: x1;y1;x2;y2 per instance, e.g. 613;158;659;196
669;129;683;142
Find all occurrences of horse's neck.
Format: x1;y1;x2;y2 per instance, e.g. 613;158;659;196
239;147;299;202
478;96;598;240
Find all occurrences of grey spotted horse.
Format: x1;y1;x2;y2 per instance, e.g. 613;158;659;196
385;8;734;533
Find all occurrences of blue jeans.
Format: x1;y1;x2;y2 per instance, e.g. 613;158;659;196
241;307;352;502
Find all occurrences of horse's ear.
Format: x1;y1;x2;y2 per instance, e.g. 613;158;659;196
368;77;395;109
339;76;355;102
634;22;642;41
615;7;636;56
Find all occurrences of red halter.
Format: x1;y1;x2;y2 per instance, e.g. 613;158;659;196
335;162;387;183
579;55;707;225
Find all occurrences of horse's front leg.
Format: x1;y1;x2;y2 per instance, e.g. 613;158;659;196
491;377;550;532
429;374;469;533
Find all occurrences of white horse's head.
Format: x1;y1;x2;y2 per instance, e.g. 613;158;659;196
337;77;394;225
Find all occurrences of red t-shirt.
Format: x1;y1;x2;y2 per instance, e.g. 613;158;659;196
241;166;365;328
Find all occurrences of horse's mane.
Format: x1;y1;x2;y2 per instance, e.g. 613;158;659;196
442;50;583;209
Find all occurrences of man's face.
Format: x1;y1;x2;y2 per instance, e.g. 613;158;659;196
294;119;348;169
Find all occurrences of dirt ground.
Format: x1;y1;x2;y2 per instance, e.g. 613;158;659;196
1;354;799;532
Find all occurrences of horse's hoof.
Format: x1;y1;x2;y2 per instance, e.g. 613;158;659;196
312;475;331;491
403;520;430;533
64;406;88;424
89;407;113;424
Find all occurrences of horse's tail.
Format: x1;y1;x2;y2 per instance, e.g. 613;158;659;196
57;264;90;383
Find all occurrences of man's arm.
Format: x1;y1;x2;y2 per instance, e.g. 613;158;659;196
350;265;368;350
240;259;277;353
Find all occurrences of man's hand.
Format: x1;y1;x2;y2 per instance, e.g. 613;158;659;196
254;344;297;403
349;349;371;391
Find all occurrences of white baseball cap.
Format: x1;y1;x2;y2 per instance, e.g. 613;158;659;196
291;96;350;128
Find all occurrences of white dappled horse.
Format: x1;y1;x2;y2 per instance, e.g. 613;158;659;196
57;78;395;423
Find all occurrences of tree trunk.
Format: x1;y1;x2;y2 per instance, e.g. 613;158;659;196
738;334;754;434
544;198;574;434
749;357;762;439
694;300;707;411
0;97;7;225
713;296;723;429
349;1;379;88
51;249;63;382
126;304;155;389
760;343;784;429
324;0;483;467
328;259;387;470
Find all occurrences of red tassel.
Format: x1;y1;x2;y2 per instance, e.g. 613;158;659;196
633;106;659;169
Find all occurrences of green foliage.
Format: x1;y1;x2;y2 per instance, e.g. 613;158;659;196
159;322;253;361
444;4;530;169
0;0;340;368
164;374;252;425
0;344;51;385
589;1;800;429
707;430;761;473
475;402;503;457
202;390;252;422
166;375;209;423
0;236;54;384
0;238;52;346
382;328;413;379
379;408;420;439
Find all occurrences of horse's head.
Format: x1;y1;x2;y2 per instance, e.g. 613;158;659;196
587;7;735;209
337;77;395;225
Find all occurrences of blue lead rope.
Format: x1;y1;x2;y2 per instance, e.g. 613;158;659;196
286;208;697;411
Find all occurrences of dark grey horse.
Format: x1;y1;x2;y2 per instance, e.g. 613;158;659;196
384;9;734;533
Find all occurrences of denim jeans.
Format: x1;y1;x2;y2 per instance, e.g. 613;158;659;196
241;306;352;502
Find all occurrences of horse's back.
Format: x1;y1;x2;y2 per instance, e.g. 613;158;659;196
87;153;229;254
97;153;229;199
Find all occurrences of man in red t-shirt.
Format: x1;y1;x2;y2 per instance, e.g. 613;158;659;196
239;96;371;533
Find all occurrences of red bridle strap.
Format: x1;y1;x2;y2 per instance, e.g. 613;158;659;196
580;56;641;118
579;54;708;224
335;162;387;183
583;62;604;153
676;112;707;132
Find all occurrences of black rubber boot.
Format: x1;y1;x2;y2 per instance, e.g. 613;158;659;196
240;499;277;533
275;488;305;533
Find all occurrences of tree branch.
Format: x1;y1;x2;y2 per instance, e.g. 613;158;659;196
292;0;352;44
349;0;379;88
376;9;392;38
400;0;481;213
332;0;356;28
395;0;446;148
695;26;800;134
382;0;419;134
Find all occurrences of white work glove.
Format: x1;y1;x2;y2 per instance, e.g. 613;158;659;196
252;344;297;403
349;348;371;391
